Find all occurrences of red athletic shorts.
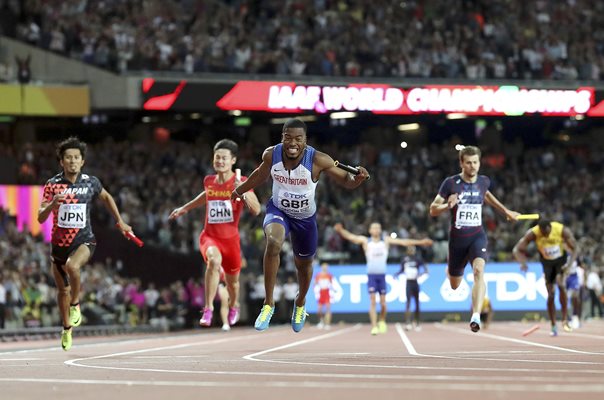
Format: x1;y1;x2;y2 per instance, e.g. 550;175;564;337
199;231;242;275
318;289;330;305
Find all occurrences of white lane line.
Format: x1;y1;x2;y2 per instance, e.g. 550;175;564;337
66;330;273;366
500;322;604;340
41;324;604;378
242;324;361;361
435;323;604;355
395;324;419;355
132;355;209;359
0;378;603;392
0;330;248;356
395;323;604;366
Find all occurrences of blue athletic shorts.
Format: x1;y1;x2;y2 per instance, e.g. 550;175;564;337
263;201;318;259
448;230;488;277
367;274;387;295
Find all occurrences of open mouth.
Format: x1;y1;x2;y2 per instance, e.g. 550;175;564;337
286;147;299;157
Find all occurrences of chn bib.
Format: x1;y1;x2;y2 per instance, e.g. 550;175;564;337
207;200;234;224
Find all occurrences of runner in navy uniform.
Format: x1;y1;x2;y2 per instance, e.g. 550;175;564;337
38;137;133;350
395;246;428;331
430;146;519;332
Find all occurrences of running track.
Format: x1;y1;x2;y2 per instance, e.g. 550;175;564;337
1;321;603;400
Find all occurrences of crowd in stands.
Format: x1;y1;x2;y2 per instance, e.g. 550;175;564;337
1;0;603;80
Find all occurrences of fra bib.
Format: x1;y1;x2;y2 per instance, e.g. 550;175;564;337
455;204;482;228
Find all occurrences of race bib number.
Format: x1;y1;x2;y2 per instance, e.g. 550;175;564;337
455;204;482;228
207;200;234;224
278;191;310;214
542;245;562;260
58;204;87;228
404;263;419;280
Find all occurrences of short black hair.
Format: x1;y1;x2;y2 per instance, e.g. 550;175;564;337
283;118;307;133
538;219;551;230
213;139;238;157
57;136;87;160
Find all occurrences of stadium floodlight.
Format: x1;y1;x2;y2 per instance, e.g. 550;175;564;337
397;123;420;132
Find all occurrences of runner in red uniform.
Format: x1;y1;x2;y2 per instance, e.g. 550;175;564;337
170;139;260;327
38;137;133;350
314;262;334;329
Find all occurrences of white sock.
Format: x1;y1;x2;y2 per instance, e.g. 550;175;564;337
472;312;480;321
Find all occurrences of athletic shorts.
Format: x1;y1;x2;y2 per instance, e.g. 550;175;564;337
199;231;241;275
447;230;488;277
263;201;318;259
541;255;567;285
367;273;387;295
406;279;420;300
318;289;330;305
51;242;96;286
566;273;579;291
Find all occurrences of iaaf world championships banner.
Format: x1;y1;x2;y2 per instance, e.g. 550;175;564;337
141;79;604;117
306;262;553;314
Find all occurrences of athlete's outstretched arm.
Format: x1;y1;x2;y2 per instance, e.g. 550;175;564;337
485;191;520;221
239;189;261;216
231;147;273;201
314;151;369;189
562;227;580;270
169;191;206;220
387;237;433;248
334;223;368;246
98;188;133;235
513;230;536;272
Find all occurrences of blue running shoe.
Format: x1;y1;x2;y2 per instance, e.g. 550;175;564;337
255;304;274;331
470;315;481;333
550;325;558;337
291;301;308;333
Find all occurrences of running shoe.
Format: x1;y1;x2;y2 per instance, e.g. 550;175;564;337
405;323;413;331
221;323;231;332
61;327;72;351
563;321;573;332
370;326;379;335
69;304;81;327
199;307;213;327
470;315;481;333
550;325;558;337
255;304;274;331
227;307;240;326
378;320;387;334
291;301;308;333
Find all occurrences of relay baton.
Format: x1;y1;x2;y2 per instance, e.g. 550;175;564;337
334;161;370;180
517;214;540;220
117;224;144;247
521;324;540;337
235;169;242;202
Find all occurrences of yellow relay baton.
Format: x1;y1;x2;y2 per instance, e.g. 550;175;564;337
517;214;540;220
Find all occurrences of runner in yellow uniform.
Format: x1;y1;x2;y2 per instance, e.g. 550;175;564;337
513;220;579;336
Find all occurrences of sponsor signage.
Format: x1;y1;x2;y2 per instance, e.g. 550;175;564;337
305;262;552;313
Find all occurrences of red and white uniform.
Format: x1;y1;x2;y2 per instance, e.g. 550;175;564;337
315;271;333;305
199;174;246;275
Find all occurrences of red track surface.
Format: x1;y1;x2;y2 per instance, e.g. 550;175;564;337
1;321;603;400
